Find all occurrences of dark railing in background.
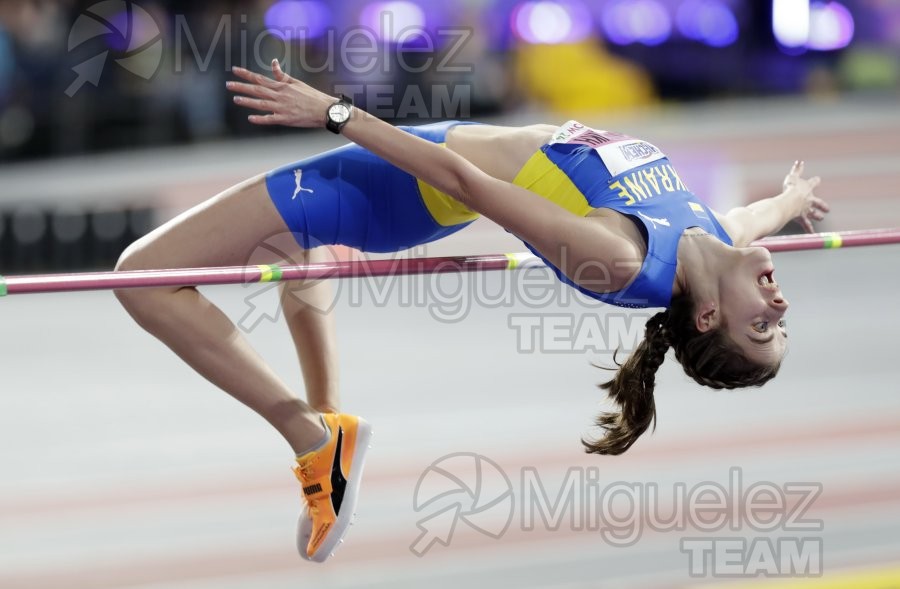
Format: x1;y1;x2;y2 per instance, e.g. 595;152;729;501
0;207;156;273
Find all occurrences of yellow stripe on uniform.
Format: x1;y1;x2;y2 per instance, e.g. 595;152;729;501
416;143;481;227
417;179;481;226
698;564;900;589
512;150;594;217
418;146;593;227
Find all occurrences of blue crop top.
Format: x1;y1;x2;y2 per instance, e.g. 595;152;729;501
511;121;733;308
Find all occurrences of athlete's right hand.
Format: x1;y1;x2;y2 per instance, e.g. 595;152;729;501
227;59;334;128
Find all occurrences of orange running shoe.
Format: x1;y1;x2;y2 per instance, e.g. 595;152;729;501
293;413;373;562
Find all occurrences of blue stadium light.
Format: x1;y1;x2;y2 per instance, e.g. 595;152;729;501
772;0;811;48
510;0;593;45
676;0;740;47
264;0;331;41
772;0;854;52
601;0;673;46
807;1;855;50
359;1;427;43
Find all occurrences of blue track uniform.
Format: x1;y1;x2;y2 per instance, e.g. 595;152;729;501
265;120;733;309
511;121;733;308
265;121;480;253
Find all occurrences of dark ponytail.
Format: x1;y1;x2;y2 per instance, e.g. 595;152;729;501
583;311;671;456
583;294;782;456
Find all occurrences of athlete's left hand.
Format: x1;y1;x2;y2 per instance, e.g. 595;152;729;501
227;59;334;128
782;161;830;233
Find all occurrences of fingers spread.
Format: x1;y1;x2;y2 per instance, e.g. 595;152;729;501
813;197;830;212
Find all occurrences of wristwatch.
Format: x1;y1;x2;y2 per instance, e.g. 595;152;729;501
325;94;353;134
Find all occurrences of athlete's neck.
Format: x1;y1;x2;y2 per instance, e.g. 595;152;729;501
673;228;732;301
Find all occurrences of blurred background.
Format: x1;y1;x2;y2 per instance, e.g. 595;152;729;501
1;1;900;588
1;0;899;271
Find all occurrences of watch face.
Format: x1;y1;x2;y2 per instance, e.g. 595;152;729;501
329;104;350;124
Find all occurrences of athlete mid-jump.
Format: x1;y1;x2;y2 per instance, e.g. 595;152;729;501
113;60;828;561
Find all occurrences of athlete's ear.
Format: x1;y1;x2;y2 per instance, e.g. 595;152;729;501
695;301;719;333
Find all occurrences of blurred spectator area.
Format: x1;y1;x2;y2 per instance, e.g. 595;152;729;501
0;0;898;161
0;205;154;272
0;0;898;274
1;95;898;274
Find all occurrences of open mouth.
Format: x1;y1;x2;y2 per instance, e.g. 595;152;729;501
757;269;778;290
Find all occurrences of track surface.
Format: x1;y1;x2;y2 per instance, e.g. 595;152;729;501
1;99;899;588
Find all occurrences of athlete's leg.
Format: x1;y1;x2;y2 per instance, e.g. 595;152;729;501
278;246;340;414
114;174;326;454
268;122;482;417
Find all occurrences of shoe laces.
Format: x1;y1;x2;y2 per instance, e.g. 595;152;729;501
294;459;315;481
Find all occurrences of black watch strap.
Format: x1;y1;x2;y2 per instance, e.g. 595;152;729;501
325;94;353;134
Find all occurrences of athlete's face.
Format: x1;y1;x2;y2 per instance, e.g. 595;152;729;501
716;246;789;366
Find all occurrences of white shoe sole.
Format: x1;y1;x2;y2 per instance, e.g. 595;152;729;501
297;418;373;563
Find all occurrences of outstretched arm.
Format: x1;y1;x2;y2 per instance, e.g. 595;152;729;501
714;161;831;247
228;61;635;291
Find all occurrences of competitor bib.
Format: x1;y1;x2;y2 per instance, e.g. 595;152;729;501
550;120;666;177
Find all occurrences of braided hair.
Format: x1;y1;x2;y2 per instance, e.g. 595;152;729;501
583;293;781;455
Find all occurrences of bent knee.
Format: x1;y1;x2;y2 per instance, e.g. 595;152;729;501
113;242;177;321
114;243;145;300
115;239;150;273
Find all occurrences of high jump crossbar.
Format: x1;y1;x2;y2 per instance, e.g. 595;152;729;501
1;228;899;297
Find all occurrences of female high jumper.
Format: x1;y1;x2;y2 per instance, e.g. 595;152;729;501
113;60;829;562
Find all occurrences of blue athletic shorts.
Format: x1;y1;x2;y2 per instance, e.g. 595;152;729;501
265;121;479;253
